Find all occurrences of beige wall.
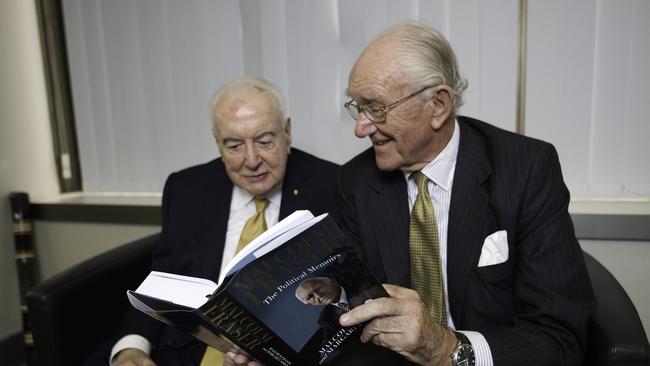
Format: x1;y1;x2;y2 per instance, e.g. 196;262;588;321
0;0;60;340
34;221;159;279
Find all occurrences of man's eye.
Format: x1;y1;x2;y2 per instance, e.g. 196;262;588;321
256;140;274;148
226;143;243;151
360;104;382;114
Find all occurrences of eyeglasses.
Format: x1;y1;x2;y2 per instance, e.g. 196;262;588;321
344;85;434;123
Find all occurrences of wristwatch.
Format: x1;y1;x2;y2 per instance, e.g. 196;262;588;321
450;331;475;366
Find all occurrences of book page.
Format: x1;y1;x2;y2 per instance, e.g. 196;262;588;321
218;210;315;284
219;214;327;284
134;271;218;309
253;213;327;258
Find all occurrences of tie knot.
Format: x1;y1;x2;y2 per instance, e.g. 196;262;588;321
254;197;269;213
412;171;429;193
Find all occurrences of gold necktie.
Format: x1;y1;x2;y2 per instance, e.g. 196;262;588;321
200;197;269;366
235;197;269;252
409;172;447;325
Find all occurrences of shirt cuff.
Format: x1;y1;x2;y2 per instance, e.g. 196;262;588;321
109;334;152;366
458;330;493;366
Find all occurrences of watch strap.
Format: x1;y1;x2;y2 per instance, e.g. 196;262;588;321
450;331;475;366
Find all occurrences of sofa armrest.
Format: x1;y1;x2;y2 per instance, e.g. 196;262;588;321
26;233;159;366
582;251;650;366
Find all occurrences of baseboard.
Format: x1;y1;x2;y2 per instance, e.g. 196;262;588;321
0;332;26;366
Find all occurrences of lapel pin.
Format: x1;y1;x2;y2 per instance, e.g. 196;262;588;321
293;188;299;196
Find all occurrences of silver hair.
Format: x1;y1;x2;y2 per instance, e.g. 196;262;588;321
375;22;468;109
295;277;335;303
209;76;288;124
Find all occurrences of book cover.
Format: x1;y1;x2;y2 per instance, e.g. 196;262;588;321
128;211;388;366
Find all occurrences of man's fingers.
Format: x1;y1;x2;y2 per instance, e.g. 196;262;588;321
341;286;426;327
114;348;156;366
382;284;420;301
358;311;412;342
339;297;403;326
226;349;263;366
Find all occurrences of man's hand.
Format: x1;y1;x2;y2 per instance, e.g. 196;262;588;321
224;345;263;366
114;348;156;366
339;284;457;366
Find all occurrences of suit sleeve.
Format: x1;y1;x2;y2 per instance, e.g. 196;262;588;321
337;167;362;251
113;174;180;345
150;172;177;273
482;144;595;366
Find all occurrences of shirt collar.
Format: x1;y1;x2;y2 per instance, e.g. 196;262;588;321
404;118;460;192
333;288;348;308
231;182;283;210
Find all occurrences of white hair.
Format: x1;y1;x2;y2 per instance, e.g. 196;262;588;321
209;76;288;123
375;22;468;109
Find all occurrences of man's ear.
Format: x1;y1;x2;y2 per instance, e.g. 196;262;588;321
284;117;292;151
212;127;224;154
429;85;454;130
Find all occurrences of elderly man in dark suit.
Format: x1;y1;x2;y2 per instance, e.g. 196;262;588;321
105;76;340;366
334;22;595;366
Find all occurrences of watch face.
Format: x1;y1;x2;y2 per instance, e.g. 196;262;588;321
453;344;475;366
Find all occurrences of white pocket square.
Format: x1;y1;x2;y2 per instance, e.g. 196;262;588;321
478;230;509;267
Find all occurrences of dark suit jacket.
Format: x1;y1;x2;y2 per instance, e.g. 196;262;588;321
320;247;389;309
318;304;349;332
338;116;595;366
115;148;341;360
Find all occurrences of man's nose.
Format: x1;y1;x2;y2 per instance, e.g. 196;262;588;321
354;113;377;138
244;144;262;168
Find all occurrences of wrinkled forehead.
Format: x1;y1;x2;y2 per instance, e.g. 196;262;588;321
348;38;406;97
216;87;277;116
212;91;284;134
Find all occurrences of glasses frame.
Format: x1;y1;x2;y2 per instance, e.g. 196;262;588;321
344;85;435;123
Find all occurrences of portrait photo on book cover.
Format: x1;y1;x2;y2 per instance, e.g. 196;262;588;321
292;247;388;365
225;243;387;365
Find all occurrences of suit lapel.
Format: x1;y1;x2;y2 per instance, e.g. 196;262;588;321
202;159;232;277
447;118;493;323
279;150;312;219
367;171;411;286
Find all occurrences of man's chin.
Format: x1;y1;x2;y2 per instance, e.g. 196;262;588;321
241;180;277;197
245;186;272;197
374;156;401;172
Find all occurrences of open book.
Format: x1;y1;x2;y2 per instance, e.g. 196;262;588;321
127;211;388;366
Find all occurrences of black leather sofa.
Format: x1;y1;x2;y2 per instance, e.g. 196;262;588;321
582;252;650;366
25;234;649;366
25;233;158;366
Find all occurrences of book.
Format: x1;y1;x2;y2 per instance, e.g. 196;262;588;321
127;210;388;366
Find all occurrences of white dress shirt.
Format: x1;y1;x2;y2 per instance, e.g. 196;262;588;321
220;184;282;275
110;184;282;365
403;119;493;366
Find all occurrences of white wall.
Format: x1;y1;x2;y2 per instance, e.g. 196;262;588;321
0;0;60;341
